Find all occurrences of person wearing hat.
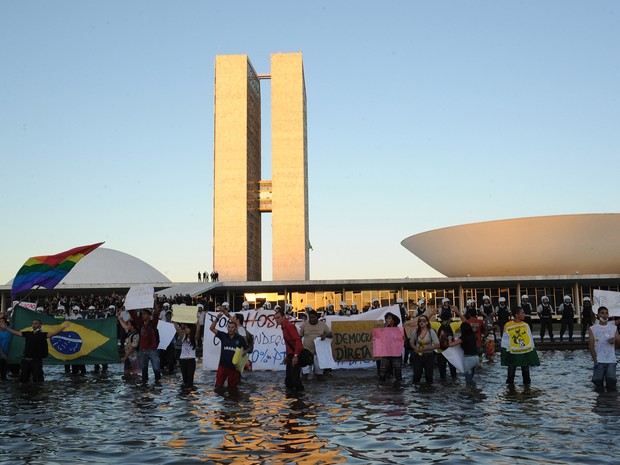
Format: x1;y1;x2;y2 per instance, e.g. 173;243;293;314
537;296;555;342
338;301;350;316
378;312;404;383
370;298;381;311
495;297;511;336
581;297;595;342
350;302;360;315
520;295;534;331
324;303;336;316
558;295;575;342
415;299;427;317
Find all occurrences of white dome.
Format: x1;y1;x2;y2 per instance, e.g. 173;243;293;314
5;247;171;286
61;247;171;284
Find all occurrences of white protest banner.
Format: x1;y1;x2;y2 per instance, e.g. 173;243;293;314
442;345;465;372
202;310;286;371
172;305;199;323
322;305;401;330
593;289;620;317
124;285;154;310
157;320;176;350
201;307;400;372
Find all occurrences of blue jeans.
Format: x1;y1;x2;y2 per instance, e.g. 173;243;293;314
592;363;617;390
139;348;161;383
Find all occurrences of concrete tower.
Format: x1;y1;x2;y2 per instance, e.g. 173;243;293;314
213;53;309;281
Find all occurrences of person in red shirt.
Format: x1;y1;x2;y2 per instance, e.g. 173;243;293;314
274;307;304;391
127;295;161;384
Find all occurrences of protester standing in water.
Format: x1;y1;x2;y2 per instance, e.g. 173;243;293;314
501;307;540;386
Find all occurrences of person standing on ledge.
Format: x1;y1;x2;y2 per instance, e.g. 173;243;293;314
537;296;555;342
1;318;68;382
580;297;595;342
558;295;575;342
501;307;540;386
588;306;619;392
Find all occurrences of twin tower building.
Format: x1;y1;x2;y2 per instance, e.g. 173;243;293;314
213;53;309;282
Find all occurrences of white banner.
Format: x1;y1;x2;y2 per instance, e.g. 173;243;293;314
201;306;400;371
124;285;154;311
202;310;287;371
593;289;620;317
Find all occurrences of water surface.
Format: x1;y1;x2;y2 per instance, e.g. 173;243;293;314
0;350;618;464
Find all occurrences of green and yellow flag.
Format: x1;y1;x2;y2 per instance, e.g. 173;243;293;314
8;306;120;365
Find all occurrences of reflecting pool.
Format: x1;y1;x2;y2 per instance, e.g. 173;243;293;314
0;350;618;464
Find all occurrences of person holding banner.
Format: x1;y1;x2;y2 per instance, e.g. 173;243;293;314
210;311;247;389
299;310;331;381
117;318;141;378
501;307;540;386
588;306;619;392
274;307;305;391
0;311;11;380
448;322;479;383
1;318;68;383
378;312;404;383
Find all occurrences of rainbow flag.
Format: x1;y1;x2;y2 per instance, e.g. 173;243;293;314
11;242;104;297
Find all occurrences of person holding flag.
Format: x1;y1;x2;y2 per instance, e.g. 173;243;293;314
501;307;540;386
1;317;68;382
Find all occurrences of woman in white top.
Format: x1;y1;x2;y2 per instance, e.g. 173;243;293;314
174;321;198;388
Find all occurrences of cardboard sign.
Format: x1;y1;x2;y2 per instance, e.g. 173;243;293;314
331;320;382;361
172;305;199;323
372;326;404;357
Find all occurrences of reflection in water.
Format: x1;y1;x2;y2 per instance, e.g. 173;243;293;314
0;350;618;464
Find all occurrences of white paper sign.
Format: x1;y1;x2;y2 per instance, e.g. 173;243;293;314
157;320;176;350
442;345;465;373
315;337;338;369
593;289;620;317
124;285;154;311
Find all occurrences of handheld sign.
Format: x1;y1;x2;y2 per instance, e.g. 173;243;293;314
372;326;404;357
125;285;154;311
172;305;199;323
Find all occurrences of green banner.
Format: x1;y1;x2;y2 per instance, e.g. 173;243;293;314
8;306;120;365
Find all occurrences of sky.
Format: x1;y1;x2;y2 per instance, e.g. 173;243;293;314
1;1;619;285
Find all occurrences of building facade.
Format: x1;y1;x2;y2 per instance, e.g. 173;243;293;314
213;53;309;282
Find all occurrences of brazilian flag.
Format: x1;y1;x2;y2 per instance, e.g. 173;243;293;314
8;306;120;365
